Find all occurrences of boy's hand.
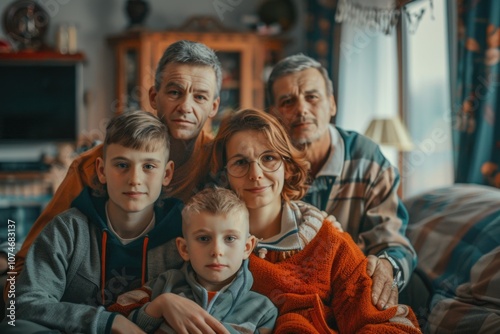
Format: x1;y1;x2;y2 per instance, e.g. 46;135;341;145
111;314;146;334
148;293;230;334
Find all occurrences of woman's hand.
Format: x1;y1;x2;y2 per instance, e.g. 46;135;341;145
366;255;398;310
321;211;343;232
147;293;230;334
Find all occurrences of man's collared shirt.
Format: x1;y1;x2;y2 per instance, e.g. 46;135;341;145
303;124;416;290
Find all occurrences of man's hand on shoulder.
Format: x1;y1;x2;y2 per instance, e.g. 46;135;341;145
366;255;398;310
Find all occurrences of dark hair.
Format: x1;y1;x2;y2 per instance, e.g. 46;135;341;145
266;53;334;106
210;109;309;202
154;40;222;99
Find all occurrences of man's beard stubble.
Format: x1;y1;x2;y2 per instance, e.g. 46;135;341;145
291;116;322;147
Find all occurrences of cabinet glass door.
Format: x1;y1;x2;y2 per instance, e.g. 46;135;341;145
125;49;140;111
214;51;241;132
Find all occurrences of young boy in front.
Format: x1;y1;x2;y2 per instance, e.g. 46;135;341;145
111;188;278;334
6;110;184;333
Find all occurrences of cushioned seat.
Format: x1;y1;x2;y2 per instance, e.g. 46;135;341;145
404;184;500;333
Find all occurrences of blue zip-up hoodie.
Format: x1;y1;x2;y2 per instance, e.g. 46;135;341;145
129;260;278;333
13;187;184;334
72;187;184;304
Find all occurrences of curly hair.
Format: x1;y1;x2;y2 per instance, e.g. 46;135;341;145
209;109;309;202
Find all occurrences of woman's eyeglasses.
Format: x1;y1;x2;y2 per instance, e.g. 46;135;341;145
226;152;283;178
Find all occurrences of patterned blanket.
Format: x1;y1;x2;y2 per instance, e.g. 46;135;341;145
404;184;500;334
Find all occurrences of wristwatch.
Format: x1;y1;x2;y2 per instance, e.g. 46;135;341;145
378;251;404;290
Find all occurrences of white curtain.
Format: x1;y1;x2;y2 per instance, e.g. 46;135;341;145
336;0;454;198
402;0;454;197
336;18;399;179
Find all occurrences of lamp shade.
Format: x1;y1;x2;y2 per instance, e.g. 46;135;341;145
363;116;414;151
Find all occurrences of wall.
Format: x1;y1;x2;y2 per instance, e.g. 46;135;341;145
0;0;305;160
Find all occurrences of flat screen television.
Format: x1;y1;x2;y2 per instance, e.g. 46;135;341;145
0;63;78;143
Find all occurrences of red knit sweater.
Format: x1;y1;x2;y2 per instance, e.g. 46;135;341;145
249;222;421;334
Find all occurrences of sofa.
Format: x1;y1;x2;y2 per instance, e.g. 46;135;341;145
404;184;500;333
3;183;499;331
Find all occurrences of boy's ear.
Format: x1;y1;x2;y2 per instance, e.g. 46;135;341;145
96;157;106;184
176;237;190;261
243;235;257;260
162;160;174;186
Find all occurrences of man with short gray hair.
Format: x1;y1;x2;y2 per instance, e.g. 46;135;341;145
267;53;422;312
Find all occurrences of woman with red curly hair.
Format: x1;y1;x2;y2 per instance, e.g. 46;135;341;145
204;108;421;333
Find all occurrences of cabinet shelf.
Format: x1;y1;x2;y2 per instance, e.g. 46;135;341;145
0;50;85;63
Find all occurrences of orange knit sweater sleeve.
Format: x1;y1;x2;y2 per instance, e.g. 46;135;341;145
328;228;420;333
250;222;421;334
3;145;102;300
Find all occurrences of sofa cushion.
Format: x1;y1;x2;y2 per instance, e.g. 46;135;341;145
404;184;500;333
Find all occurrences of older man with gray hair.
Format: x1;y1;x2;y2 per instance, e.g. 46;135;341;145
266;53;425;313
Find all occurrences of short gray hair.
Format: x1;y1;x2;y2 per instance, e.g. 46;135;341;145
266;54;334;105
154;40;222;99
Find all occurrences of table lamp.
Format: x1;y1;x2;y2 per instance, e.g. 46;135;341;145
364;116;414;151
364;116;414;197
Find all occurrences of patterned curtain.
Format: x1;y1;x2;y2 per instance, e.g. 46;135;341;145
305;0;338;75
454;0;500;188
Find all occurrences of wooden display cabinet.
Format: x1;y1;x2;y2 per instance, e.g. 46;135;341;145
107;31;286;132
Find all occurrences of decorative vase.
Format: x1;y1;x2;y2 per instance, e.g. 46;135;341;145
257;0;296;32
125;0;149;29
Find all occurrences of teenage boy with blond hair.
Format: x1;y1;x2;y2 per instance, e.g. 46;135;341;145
3;111;184;333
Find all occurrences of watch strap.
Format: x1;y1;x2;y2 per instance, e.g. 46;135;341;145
379;251;404;289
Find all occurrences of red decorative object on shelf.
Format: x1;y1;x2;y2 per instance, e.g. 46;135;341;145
0;39;12;53
0;49;85;62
